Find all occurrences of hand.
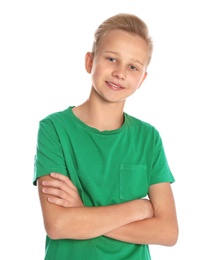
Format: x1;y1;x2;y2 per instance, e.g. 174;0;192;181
41;172;84;208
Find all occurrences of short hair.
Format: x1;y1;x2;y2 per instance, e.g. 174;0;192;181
92;13;153;65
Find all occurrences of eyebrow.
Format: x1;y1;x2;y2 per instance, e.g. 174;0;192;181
103;51;145;66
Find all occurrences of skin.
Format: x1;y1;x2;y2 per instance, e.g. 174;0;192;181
37;29;179;245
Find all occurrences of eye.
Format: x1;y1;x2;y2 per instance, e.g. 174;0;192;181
107;57;116;62
129;65;138;71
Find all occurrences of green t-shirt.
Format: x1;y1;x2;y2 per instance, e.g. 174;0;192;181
34;106;175;260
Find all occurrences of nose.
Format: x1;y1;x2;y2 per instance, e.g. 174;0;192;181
112;65;126;80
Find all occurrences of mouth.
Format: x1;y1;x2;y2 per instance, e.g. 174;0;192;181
106;81;125;90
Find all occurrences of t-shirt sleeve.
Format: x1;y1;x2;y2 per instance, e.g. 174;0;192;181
33;118;68;185
150;130;175;185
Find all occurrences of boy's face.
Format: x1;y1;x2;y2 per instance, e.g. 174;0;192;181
85;29;149;104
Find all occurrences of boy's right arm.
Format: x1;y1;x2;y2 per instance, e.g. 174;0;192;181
37;174;153;240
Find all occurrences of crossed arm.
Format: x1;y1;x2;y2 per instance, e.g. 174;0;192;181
37;173;178;246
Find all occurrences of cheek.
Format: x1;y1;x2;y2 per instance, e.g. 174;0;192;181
91;63;104;79
135;74;146;88
130;76;142;89
90;67;102;87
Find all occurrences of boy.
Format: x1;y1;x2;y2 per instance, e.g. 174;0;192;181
34;13;178;259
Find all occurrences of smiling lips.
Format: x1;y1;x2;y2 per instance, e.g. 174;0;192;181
106;81;125;90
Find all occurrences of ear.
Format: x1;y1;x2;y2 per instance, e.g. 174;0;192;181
138;72;147;89
85;52;93;73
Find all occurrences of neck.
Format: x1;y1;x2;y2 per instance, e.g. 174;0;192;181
73;95;125;131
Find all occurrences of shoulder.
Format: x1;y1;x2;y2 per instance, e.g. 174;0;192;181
125;112;159;136
37;107;74;136
40;107;72;125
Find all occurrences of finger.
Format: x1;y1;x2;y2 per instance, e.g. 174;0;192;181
42;185;81;203
42;179;78;197
43;187;83;207
50;173;77;190
42;187;69;201
47;196;71;208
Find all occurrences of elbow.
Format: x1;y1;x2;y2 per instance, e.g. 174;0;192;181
170;227;179;246
163;225;179;247
46;228;61;240
44;219;65;240
44;217;90;240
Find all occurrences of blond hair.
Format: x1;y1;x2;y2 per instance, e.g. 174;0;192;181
92;13;153;65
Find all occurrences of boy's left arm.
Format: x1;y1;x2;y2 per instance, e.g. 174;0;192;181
105;182;179;246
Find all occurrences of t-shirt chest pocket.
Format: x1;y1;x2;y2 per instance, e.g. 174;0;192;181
119;164;148;202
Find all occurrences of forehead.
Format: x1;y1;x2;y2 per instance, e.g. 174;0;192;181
97;29;149;63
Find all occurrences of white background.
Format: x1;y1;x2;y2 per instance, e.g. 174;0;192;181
1;0;211;259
